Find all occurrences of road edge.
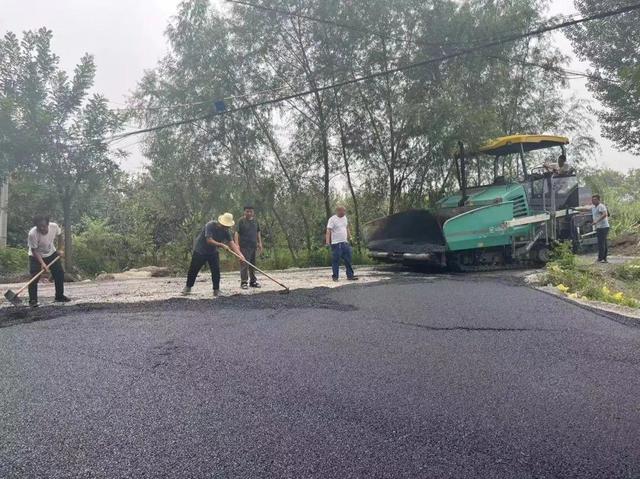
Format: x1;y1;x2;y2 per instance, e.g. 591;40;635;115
531;284;640;328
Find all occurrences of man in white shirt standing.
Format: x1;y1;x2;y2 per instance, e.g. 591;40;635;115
27;215;70;307
576;195;610;263
325;205;359;282
590;195;610;263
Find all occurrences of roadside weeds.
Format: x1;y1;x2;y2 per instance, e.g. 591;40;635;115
527;246;640;324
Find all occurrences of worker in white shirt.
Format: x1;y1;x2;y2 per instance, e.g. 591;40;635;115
27;215;70;307
325;205;359;282
576;195;610;263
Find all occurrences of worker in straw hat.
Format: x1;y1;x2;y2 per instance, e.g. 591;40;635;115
182;212;245;297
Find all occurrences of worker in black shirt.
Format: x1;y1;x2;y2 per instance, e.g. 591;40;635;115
182;213;245;297
235;205;263;289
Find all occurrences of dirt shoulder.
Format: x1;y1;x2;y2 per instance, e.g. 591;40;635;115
535;283;640;323
0;266;395;310
527;253;640;324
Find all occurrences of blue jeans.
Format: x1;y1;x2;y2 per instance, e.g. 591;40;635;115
331;242;355;279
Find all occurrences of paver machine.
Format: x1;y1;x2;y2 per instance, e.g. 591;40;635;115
365;135;596;271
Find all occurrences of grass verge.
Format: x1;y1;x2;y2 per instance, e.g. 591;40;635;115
544;243;639;308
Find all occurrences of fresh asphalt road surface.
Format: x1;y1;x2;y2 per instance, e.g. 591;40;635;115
1;274;639;478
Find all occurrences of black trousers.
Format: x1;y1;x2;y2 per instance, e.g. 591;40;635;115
29;251;65;302
240;245;257;284
186;251;221;290
596;227;609;261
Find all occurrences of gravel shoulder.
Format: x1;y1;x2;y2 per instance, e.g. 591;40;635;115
0;267;410;319
526;254;640;324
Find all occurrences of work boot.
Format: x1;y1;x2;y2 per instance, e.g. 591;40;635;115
241;283;249;290
181;286;192;296
54;295;71;303
347;276;359;281
213;289;221;297
29;300;39;308
250;282;261;288
332;277;339;282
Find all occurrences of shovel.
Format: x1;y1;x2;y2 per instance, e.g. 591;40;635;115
224;247;290;294
4;255;61;306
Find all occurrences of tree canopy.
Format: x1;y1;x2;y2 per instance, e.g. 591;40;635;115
129;0;595;256
568;0;640;154
0;28;125;268
2;0;606;274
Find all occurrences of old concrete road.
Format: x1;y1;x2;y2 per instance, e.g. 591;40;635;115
1;274;639;478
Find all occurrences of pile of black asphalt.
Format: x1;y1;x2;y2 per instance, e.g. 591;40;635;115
0;286;352;328
1;274;639;478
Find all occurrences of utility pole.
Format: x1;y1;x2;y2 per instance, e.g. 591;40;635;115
0;176;7;248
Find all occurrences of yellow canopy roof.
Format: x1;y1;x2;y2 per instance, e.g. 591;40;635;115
478;135;569;156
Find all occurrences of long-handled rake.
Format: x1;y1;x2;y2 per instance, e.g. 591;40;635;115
4;255;61;306
224;248;290;294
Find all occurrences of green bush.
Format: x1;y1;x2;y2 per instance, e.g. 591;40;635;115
261;249;296;270
352;248;375;266
548;242;576;270
545;244;638;308
73;219;155;276
582;169;640;239
305;247;332;267
613;260;640;281
0;247;28;274
157;241;192;272
68;219;376;276
604;199;640;238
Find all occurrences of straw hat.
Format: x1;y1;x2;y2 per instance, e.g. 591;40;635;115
218;212;235;227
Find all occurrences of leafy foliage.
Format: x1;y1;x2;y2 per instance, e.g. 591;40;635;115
545;244;638;308
2;1;604;276
128;0;597;262
73;218;155;276
582;168;640;237
613;260;640;282
0;28;125;269
0;247;27;275
568;0;640;153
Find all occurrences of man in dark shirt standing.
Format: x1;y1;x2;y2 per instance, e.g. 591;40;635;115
235;205;263;289
182;212;245;297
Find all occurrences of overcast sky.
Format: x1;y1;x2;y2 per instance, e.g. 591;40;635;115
2;0;638;172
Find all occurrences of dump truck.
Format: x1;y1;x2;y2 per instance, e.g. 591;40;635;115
365;135;596;271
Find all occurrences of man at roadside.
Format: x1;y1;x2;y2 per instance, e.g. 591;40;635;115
325;205;359;282
235;205;263;290
591;195;610;263
182;213;245;297
27;215;70;307
576;195;610;263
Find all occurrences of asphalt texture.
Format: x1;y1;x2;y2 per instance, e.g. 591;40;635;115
1;274;639;478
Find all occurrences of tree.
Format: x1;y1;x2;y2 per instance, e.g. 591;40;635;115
131;0;598;263
568;0;640;154
0;28;124;267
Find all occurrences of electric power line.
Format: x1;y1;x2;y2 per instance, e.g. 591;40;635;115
487;55;623;86
228;0;631;86
108;1;640;143
229;0;625;86
106;14;610;116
